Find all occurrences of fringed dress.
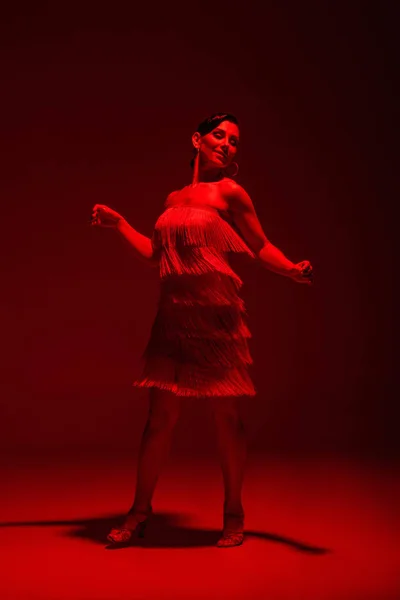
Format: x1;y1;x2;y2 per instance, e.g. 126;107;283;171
132;202;257;397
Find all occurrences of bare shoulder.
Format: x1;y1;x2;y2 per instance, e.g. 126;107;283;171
164;189;180;208
219;178;252;212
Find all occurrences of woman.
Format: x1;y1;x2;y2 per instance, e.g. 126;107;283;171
91;113;313;548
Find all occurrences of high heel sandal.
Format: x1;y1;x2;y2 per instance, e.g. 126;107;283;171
107;505;153;545
216;511;245;548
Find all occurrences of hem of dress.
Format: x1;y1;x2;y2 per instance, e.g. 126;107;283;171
132;379;257;397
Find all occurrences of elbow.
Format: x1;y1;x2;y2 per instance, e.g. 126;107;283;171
255;240;271;258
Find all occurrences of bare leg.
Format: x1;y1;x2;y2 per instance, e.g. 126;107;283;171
130;387;182;514
209;396;246;515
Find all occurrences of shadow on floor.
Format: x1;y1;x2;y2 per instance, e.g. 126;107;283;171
0;513;331;553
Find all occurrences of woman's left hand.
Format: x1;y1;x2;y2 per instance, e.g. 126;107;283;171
291;261;314;285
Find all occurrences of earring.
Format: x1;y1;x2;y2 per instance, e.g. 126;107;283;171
225;161;239;177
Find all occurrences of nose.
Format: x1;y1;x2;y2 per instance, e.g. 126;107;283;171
220;142;229;155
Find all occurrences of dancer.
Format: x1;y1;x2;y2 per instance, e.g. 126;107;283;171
91;113;313;547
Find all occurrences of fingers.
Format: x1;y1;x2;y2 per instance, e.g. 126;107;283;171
298;260;313;280
295;261;313;281
299;260;310;271
91;209;98;225
91;205;106;226
293;261;314;285
298;275;313;285
91;207;101;226
303;271;314;284
90;205;117;227
91;205;106;221
92;207;105;215
294;278;312;286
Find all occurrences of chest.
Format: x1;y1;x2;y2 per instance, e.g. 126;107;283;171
165;182;230;213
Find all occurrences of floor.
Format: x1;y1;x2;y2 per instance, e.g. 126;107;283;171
1;451;399;600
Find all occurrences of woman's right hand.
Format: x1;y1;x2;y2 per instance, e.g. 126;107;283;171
91;204;125;228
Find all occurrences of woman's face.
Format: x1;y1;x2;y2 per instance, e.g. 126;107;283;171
196;120;240;170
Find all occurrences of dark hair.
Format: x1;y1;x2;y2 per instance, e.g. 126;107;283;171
196;113;239;136
190;112;239;168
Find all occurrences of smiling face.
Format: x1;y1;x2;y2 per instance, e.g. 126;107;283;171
193;120;240;171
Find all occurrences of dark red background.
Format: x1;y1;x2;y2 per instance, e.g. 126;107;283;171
1;3;396;457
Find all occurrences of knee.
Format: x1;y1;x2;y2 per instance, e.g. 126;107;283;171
213;408;243;431
147;408;180;432
210;398;243;429
147;388;181;432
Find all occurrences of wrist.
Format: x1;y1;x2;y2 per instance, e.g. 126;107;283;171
116;218;127;231
286;264;298;278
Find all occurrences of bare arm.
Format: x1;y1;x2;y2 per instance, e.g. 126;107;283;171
225;181;312;282
92;203;159;268
116;219;158;267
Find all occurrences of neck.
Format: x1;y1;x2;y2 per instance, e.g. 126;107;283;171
192;168;224;185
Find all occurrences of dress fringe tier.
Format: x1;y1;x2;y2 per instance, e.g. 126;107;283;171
132;204;257;397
